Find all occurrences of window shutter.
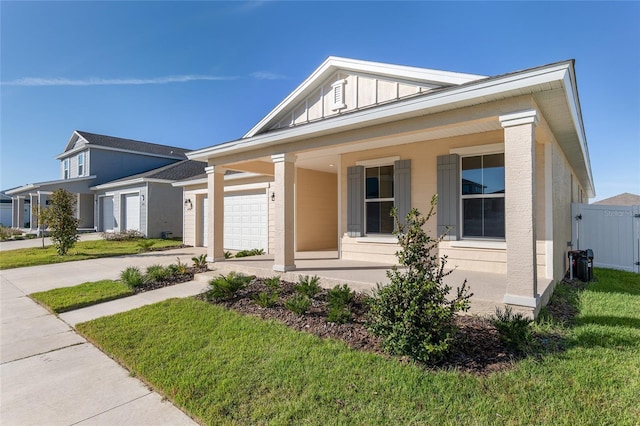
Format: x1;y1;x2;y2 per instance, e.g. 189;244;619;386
437;154;460;239
347;166;364;236
394;159;411;228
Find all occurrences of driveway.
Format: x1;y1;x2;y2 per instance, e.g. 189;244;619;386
0;247;206;425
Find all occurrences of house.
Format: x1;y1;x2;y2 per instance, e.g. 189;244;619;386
184;56;594;316
592;192;640;206
6;131;200;237
92;160;206;238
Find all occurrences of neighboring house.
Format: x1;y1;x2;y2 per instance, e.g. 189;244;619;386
186;56;595;317
593;192;640;206
6;130;191;234
0;192;16;227
92;160;205;238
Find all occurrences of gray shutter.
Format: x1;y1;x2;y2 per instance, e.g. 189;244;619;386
437;154;460;240
394;159;411;228
347;166;364;237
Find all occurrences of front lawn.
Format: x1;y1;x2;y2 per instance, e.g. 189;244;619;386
30;280;132;313
76;268;640;425
0;238;183;269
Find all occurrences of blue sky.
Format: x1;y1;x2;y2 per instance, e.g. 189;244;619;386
1;1;638;201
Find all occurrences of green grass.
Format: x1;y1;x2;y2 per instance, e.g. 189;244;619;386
76;268;640;425
30;280;133;313
0;239;183;270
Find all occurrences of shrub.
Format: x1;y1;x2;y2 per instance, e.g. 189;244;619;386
191;254;208;269
492;306;534;352
145;264;171;283
326;284;355;324
263;276;282;294
253;291;279;308
169;257;188;275
224;251;233;259
294;275;322;298
206;272;253;301
38;189;79;255
234;248;265;258
102;230;145;241
285;293;311;315
136;239;155;252
120;266;144;289
367;196;472;363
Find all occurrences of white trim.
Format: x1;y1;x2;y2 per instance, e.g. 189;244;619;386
449;240;506;250
499;109;539;128
224;182;269;193
356;156;400;167
355;236;398;244
271;153;296;163
450;143;504;156
172;178;208;187
56;144;185;161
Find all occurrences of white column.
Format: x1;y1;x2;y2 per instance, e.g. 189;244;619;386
271;153;296;272
12;197;24;228
500;110;539;309
205;165;226;262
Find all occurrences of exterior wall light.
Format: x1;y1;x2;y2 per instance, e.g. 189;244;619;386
271;192;276;201
184;198;193;210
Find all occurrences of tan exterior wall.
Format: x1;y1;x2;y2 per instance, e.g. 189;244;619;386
181;183;207;247
296;168;338;251
340;130;503;264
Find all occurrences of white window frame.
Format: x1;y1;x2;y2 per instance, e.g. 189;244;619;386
63;158;69;179
77;153;84;176
363;162;395;236
459;151;505;240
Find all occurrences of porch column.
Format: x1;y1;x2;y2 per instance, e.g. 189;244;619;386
271;153;296;272
500;110;539;310
12;197;24;228
205;165;226;262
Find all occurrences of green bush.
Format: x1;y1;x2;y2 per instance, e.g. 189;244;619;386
263;276;282;294
327;306;352;324
224;251;233;259
145;264;171;283
294;275;322;298
136;239;155;252
101;230;145;241
120;266;144;290
367;196;472;363
206;272;254;301
492;306;534;352
285;293;311;315
191;254;208;269
253;291;279;308
37;189;79;255
167;257;188;275
234;248;265;258
326;284;355;324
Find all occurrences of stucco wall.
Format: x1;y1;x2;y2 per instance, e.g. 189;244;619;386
181;183;207;247
296;168;338;251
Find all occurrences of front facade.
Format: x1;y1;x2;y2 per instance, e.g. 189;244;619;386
187;57;593;316
7;131;190;234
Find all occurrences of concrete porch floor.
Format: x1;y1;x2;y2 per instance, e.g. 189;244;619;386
196;251;554;316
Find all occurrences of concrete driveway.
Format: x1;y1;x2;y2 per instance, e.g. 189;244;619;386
1;247;207;425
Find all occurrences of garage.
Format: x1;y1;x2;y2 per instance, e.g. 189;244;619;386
123;193;141;232
101;196;114;231
223;191;268;251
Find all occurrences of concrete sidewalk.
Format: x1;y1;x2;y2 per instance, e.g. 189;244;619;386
1;247;208;425
0;232;103;251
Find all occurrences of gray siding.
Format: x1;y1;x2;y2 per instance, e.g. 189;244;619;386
437;154;460;239
394;159;411;227
88;149;180;185
147;183;184;238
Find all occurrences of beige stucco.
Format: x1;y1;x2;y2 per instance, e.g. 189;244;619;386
296;168;338;251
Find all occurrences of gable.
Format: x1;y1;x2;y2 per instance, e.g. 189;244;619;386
245;56;486;137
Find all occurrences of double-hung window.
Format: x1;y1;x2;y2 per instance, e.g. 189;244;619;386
78;153;85;176
63;159;69;179
461;153;505;238
365;165;394;234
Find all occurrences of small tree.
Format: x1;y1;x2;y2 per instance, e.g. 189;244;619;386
46;189;79;255
367;195;472;362
32;204;52;249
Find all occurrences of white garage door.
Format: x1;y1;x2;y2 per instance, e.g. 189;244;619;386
102;196;114;231
123;194;140;232
201;197;208;247
224;191;268;251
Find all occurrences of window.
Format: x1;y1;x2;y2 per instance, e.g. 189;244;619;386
63;159;69;179
365;165;394;234
461;153;505;238
78;153;84;176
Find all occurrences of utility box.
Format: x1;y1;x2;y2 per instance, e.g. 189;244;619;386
568;249;594;282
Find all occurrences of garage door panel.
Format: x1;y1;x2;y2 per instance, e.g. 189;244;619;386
223;191;267;251
124;194;140;232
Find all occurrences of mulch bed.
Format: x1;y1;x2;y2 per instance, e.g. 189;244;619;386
196;277;576;375
131;265;208;294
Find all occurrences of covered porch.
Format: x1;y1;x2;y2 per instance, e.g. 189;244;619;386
195;250;555;317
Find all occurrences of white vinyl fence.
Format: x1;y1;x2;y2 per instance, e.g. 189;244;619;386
571;203;640;273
